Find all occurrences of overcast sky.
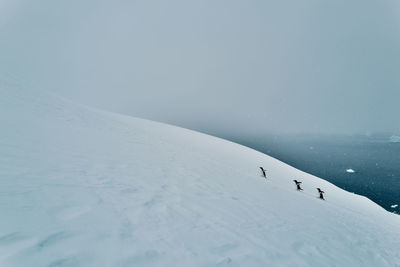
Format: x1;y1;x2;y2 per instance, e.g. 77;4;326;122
1;0;400;135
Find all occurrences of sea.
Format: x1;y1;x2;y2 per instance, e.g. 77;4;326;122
224;133;400;214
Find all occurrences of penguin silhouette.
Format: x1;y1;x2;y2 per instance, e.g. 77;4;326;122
259;167;266;178
317;188;325;200
293;180;303;190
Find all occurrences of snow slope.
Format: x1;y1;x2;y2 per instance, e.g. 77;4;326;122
1;81;400;267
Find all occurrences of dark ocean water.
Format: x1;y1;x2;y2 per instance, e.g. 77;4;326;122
224;133;400;213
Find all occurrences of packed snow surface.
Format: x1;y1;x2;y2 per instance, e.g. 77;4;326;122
1;83;400;266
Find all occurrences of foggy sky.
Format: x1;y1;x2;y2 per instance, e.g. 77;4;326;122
1;0;400;135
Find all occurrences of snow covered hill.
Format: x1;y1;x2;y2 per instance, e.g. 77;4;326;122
1;81;400;267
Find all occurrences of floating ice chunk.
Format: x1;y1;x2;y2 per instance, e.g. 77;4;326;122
389;135;400;143
391;204;398;208
346;169;355;173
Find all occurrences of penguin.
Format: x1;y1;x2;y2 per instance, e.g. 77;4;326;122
259;167;266;179
293;180;303;191
317;188;325;200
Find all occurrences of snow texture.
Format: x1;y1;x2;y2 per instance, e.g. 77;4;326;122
1;81;400;266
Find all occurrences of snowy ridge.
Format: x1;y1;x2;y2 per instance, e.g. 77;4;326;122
1;84;400;267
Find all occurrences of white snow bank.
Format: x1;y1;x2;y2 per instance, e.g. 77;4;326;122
0;83;400;267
